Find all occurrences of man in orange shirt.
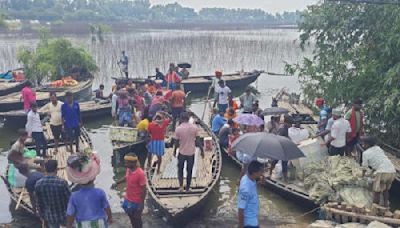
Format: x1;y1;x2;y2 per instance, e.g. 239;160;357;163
170;89;186;130
228;95;239;111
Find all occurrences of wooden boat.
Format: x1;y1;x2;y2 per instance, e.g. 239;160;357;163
145;112;222;225
0;100;112;124
109;126;146;166
0;78;93;112
115;70;262;94
181;70;261;93
0;127;92;215
0;79;30;96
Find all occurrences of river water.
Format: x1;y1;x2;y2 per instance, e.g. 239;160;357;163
0;29;314;227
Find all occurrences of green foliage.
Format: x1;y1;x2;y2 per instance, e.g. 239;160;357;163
17;30;98;85
0;13;7;29
290;2;400;147
1;0;300;24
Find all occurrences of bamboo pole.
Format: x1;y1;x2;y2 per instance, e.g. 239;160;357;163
15;188;26;210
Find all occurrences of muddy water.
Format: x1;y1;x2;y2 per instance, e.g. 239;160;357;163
0;29;314;227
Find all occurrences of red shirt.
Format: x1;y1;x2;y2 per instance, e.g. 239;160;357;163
125;167;146;203
21;86;36;111
148;119;170;140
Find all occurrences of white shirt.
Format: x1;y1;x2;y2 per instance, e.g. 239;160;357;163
330;118;351;148
41;101;63;126
26;110;43;133
362;146;396;174
288;127;309;144
111;94;118;114
215;86;231;105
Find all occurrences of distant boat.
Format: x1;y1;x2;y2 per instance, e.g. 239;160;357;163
145;111;222;226
0;78;93;112
181;70;262;93
0;69;29;96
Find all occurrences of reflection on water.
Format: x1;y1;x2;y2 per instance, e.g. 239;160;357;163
0;29;313;227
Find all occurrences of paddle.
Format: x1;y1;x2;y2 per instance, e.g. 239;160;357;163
201;84;213;121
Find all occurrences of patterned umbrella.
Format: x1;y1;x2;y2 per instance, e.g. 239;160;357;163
233;113;264;126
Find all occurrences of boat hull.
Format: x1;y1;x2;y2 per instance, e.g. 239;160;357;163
0;79;93;112
0;80;30;96
182;71;261;93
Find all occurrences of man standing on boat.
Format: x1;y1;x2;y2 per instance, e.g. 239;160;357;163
240;87;257;114
174;112;204;192
345;97;364;156
238;160;263;228
214;80;231;113
118;51;129;79
62;92;82;153
170;88;185;131
35;160;71;228
42;92;64;153
21;81;36;112
325;109;351;156
112;153;146;228
26;102;47;157
360;136;396;208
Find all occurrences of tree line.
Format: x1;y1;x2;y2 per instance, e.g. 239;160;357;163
0;0;300;24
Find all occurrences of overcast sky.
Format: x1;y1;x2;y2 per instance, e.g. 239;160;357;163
150;0;319;13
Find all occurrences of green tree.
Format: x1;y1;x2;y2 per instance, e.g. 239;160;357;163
289;2;400;147
17;30;98;85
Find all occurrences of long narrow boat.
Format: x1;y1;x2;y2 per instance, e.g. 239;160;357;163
1;127;92;215
0;100;112;124
0;78;93;112
181;70;261;93
0;79;30;96
116;70;262;94
145;112;222;226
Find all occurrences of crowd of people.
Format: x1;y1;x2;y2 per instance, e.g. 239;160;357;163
8;63;398;228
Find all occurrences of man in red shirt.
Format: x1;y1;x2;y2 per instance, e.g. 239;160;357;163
147;112;170;174
170;89;185;131
112;153;146;228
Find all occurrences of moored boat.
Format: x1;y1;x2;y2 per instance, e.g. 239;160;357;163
181;70;261;93
145;111;222;226
0;127;92;215
0;78;93;112
0;69;29;96
0;100;111;124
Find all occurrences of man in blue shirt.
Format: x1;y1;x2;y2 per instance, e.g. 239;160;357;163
66;180;112;228
238;160;263;228
211;110;226;134
62;92;82;153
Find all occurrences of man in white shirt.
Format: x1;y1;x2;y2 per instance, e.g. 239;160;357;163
26;102;47;157
361;136;396;207
326;109;351;156
214;80;231;114
41;92;64;152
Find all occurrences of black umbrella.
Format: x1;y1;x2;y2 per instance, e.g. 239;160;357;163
261;107;289;116
177;63;191;68
232;132;305;160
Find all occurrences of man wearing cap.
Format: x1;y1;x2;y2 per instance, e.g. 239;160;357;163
345;97;365;154
361;136;396;208
214;80;231;114
325;109;351;156
112;153;146;228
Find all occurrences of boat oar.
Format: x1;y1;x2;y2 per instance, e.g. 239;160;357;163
15;188;26;210
201;84;213;121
